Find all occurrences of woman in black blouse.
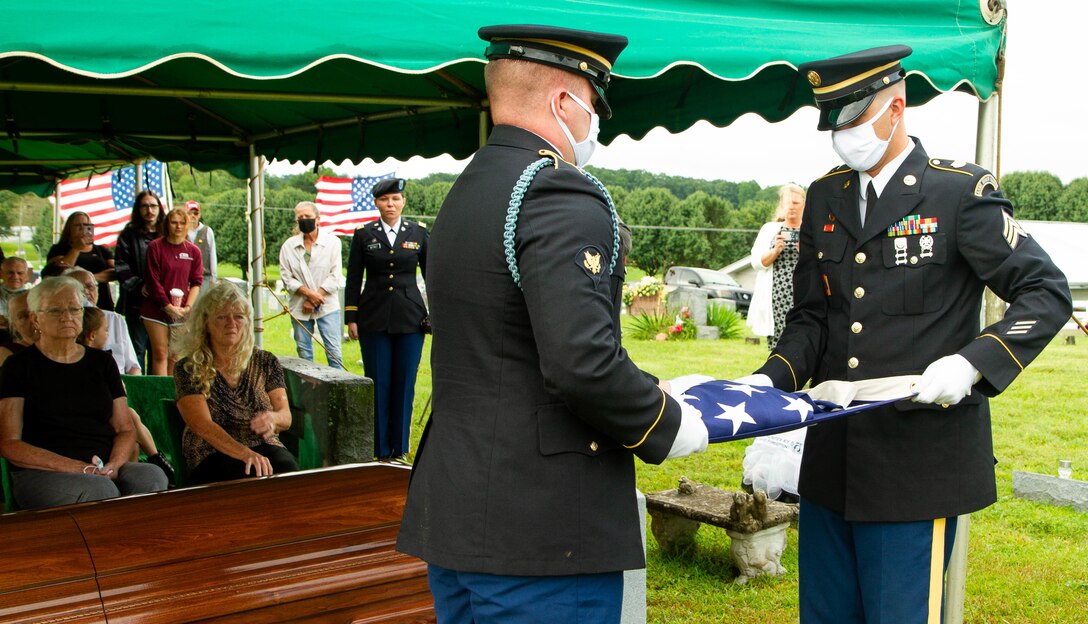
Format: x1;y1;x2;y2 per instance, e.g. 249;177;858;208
47;211;116;311
0;277;167;509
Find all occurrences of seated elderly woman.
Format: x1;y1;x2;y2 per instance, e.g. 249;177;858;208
174;281;299;485
0;277;168;509
0;291;33;366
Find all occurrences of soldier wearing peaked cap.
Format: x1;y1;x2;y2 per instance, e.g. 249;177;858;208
746;45;1072;623
396;24;708;621
344;177;429;461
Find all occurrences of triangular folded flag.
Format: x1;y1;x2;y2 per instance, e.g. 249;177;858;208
672;375;919;444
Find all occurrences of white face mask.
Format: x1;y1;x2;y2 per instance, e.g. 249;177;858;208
552;91;599;167
831;97;898;172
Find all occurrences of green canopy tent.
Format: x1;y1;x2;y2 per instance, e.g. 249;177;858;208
0;0;1007;312
1;0;1006;192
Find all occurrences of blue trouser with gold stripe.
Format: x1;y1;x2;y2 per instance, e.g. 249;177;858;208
360;330;425;459
799;497;958;624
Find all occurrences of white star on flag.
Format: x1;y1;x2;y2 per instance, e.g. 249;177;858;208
782;396;815;422
715;402;757;435
721;383;766;397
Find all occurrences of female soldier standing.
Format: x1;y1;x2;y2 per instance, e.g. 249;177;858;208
344;178;428;462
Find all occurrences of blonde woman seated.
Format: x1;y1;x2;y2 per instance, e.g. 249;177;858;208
174;281;299;485
0;277;167;509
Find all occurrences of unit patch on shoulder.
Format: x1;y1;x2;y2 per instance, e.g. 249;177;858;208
974;174;999;197
1002;211;1028;249
575;245;606;286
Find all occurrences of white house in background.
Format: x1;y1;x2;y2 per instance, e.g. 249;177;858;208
721;219;1088;321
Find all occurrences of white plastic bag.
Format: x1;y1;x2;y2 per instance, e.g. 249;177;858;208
742;428;806;501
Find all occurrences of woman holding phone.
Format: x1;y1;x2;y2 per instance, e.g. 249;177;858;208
746;183;806;349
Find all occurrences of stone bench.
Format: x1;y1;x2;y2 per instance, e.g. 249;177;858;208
645;476;798;583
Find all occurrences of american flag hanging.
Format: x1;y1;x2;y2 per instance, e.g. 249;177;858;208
54;161;168;246
313;173;395;237
677;379;911;443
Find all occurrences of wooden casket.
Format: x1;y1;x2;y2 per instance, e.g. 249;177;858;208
0;464;433;623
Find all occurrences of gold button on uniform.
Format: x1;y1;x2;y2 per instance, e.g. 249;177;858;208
848;357;859;368
910;256;918;265
855;252;866;263
389;274;394;279
388;286;394;291
589;441;599;452
817;251;824;259
851;322;862;333
389;262;394;267
854;287;865;298
389;250;394;255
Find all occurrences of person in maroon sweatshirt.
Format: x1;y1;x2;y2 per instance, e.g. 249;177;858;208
141;207;202;375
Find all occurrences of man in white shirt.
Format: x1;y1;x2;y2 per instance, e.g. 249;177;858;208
66;267;140;375
279;201;344;369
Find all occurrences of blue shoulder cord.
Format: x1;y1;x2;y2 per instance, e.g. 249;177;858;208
503;155;620;288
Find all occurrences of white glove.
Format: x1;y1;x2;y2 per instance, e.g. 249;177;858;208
666;398;709;459
912;354;981;406
734;373;773;388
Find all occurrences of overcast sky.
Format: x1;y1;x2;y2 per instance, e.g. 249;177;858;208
270;2;1084;188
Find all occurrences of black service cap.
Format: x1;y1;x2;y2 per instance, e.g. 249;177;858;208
797;45;912;131
478;24;628;119
372;178;406;198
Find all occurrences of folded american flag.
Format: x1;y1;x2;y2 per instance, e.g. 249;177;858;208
674;376;917;444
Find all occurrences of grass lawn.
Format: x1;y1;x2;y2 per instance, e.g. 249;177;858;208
256;300;1086;624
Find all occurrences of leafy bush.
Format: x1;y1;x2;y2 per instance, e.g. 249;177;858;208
626;311;673;340
707;303;744;339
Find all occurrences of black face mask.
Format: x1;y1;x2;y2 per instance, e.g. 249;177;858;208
297;218;317;234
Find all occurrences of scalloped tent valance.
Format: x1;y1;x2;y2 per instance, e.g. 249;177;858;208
0;0;1005;194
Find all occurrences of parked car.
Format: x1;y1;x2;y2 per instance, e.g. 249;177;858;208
663;266;752;315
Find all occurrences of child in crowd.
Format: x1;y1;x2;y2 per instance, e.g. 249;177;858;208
78;308;176;484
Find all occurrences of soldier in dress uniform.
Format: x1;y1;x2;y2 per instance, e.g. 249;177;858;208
745;45;1072;623
396;24;708;622
344;178;429;461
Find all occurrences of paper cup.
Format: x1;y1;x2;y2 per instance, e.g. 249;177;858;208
169;288;184;307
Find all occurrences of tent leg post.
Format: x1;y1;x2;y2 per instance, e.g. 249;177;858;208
944;93;1001;624
247;145;266;348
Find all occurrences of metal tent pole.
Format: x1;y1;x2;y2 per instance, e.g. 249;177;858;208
943;91;1001;624
247;145;266;347
52;183;61;246
135;161;144;192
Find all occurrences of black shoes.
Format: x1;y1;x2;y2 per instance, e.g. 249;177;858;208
377;454;411;465
148;452;177;486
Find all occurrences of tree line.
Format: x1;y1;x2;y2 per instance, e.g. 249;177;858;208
3;166;1084;278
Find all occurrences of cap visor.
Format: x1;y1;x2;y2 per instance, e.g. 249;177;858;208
827;94;875;130
593;84;612;119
